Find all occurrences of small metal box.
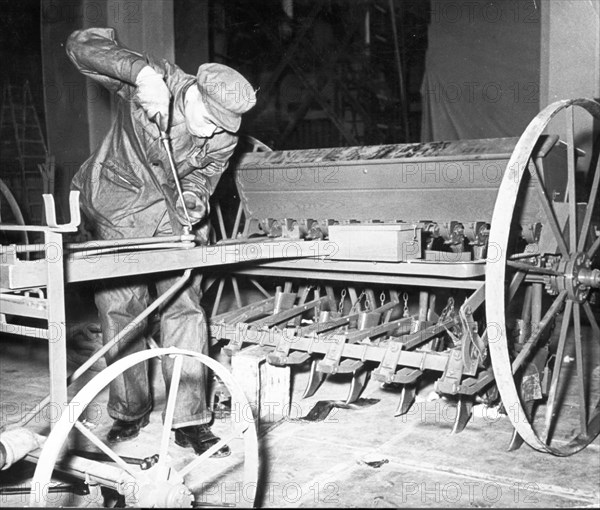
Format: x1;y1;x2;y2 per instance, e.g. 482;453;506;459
328;224;422;262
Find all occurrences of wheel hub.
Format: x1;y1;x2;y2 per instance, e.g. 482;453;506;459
137;481;193;508
550;252;600;303
134;463;193;508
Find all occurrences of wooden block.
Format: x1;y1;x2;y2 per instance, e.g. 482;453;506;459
231;345;290;426
329;224;422;262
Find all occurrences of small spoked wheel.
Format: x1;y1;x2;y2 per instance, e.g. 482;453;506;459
487;98;600;455
30;348;259;507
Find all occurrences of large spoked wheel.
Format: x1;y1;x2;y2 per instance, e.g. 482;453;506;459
206;136;274;315
30;348;259;507
487;98;600;456
0;177;29;246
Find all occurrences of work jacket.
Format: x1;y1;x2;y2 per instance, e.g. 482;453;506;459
66;27;237;239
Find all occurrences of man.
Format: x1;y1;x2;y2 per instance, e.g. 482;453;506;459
66;27;256;456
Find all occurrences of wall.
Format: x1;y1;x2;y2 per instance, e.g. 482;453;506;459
539;0;600;175
41;0;174;220
420;0;542;141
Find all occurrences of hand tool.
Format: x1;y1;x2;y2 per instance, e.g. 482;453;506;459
69;449;159;470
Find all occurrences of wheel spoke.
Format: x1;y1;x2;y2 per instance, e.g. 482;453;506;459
583;302;600;340
512;291;567;374
573;303;587;436
74;421;140;480
531;283;543;325
211;277;226;317
178;429;241;478
577;157;600;252
231;202;244;239
203;275;218;293
158;355;184;470
530;160;570;257
588;235;600;259
232;276;243;309
215;202;227;239
565;106;577;252
543;299;573;444
508;270;527;301
250;278;272;298
517;285;533;344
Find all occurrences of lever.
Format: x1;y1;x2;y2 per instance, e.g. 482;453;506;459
153;113;193;233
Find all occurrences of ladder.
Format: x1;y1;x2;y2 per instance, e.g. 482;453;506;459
0;81;49;224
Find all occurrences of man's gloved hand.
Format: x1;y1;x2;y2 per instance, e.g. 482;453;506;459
176;191;208;225
135;66;170;131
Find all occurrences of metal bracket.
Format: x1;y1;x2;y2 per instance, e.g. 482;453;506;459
267;331;310;366
458;284;487;372
357;311;381;330
222;323;250;356
253;296;328;329
434;347;465;395
317;334;347;374
316;333;362;374
43;191;81;232
373;340;422;385
372;339;404;383
390;367;422;385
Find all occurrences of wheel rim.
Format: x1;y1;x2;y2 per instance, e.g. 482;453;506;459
0;177;29;246
486;98;600;456
30;348;259;507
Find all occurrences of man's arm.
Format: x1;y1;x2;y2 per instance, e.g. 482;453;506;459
66;28;148;94
67;27;172;129
175;138;238;224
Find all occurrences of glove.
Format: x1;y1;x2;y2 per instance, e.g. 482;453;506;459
176;191;208;225
135;66;170;131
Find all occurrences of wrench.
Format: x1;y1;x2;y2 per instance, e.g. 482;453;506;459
69;449;159;470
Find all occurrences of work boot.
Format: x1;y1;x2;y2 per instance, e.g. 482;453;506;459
106;413;150;443
174;425;231;457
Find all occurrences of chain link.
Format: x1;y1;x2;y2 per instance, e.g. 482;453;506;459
439;297;455;322
351;290;366;313
403;292;410;318
338;289;347;314
380;291;386;307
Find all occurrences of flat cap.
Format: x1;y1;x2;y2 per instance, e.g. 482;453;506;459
196;63;257;132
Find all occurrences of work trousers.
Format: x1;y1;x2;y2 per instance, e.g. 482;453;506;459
94;217;212;428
